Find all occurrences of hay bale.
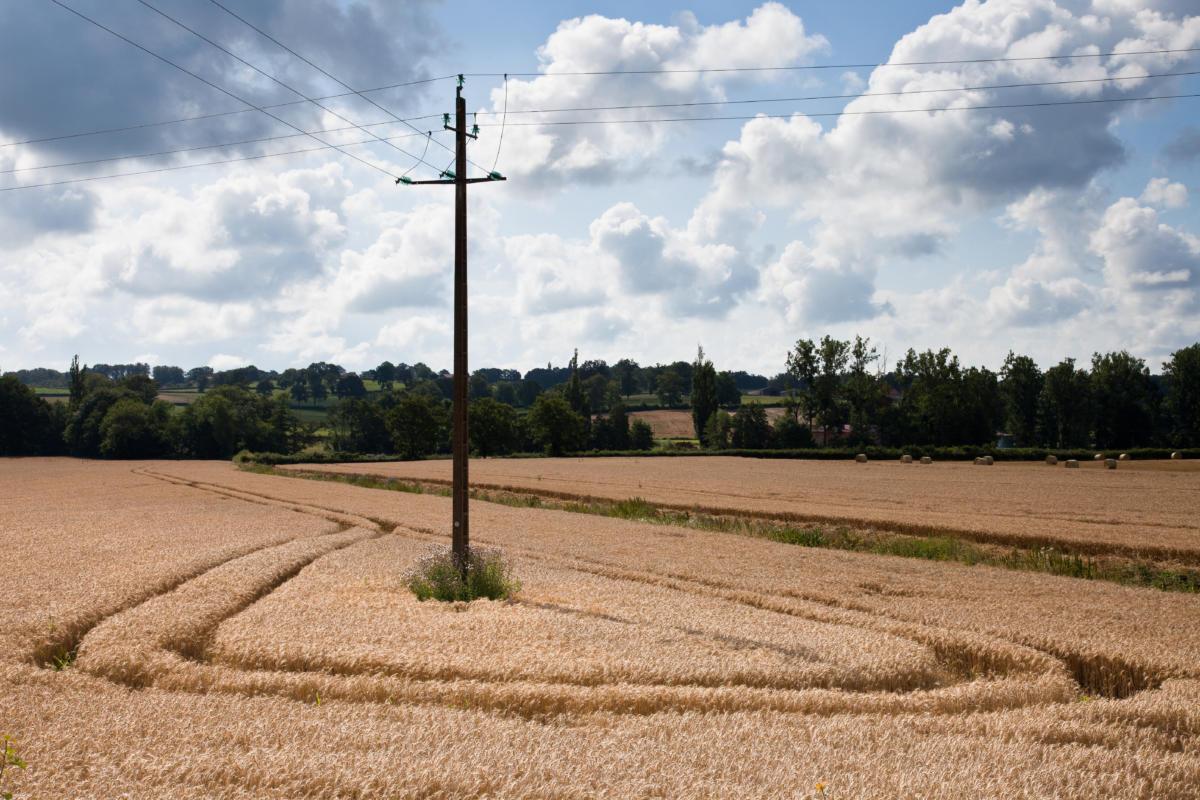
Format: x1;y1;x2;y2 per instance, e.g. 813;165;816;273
973;457;983;465
1105;458;1117;470
1065;459;1079;469
855;453;868;463
983;455;994;465
1045;455;1058;465
1094;453;1105;460
975;456;993;466
1119;453;1131;461
1172;451;1183;460
920;456;932;465
900;454;913;464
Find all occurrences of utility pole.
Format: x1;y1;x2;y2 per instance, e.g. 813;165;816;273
399;75;505;573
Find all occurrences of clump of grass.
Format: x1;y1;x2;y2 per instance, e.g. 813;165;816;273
46;646;76;671
0;734;26;800
405;546;521;603
769;527;827;547
878;535;983;564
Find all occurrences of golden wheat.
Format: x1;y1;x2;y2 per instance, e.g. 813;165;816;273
290;456;1200;560
2;458;1199;798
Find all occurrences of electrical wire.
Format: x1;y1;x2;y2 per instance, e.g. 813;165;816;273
400;131;434;180
491;74;507;174
466;46;1200;78
45;0;399;179
469;69;1200;117
474;90;1200;127
1;126;440;175
203;0;491;178
132;0;443;177
0;84;447;150
0;130;450;192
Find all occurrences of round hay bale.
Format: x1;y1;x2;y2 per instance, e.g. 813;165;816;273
920;456;932;465
900;454;913;463
1045;455;1058;465
1172;451;1183;460
1119;453;1131;461
1065;459;1079;469
1105;458;1117;470
973;457;983;465
1094;453;1105;460
854;453;868;463
983;455;994;465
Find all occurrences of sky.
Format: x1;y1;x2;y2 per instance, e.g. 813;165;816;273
1;0;1199;377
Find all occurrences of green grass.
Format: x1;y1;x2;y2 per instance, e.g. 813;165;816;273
243;464;1200;595
739;394;786;406
405;545;521;602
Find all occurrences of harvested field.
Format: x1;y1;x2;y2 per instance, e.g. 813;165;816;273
630;408;784;438
3;458;1200;798
292;456;1200;562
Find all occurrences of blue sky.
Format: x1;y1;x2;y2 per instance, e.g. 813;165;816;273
1;0;1198;377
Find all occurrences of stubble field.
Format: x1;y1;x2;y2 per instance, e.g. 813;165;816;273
2;457;1199;798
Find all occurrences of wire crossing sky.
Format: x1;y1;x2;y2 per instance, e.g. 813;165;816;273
0;0;1198;377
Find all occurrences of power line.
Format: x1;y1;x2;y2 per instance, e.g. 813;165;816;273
471;69;1200;117
45;0;398;179
0;129;445;192
7;87;1190;181
467;46;1200;78
10;46;1196;157
0;81;447;150
132;0;443;177
2;125;441;175
491;74;508;173
202;0;491;178
475;90;1200;127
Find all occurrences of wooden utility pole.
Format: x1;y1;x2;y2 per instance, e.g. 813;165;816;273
400;76;505;572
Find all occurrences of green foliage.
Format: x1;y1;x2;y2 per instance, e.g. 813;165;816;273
772;414;814;448
655;370;683;408
405;545;520;602
334;373;367;399
691;347;719;445
0;734;26;800
1164;343;1200;446
1000;351;1042;445
386;393;450;460
629;418;655;451
1090;351;1156;449
715;371;741;407
703;410;733;449
0;375;65;455
329;397;390;454
99;398;169;458
528;392;586;455
844;336;883;444
176;386;287;458
731;404;771;449
1038;358;1092;448
469;397;520;457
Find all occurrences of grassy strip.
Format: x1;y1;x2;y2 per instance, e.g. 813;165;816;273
241;465;1200;594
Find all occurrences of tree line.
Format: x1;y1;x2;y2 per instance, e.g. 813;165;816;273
2;339;1198;459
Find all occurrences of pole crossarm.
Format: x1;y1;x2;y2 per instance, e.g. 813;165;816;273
403;177;506;185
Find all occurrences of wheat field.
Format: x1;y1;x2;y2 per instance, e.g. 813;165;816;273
290;456;1200;561
2;457;1199;798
